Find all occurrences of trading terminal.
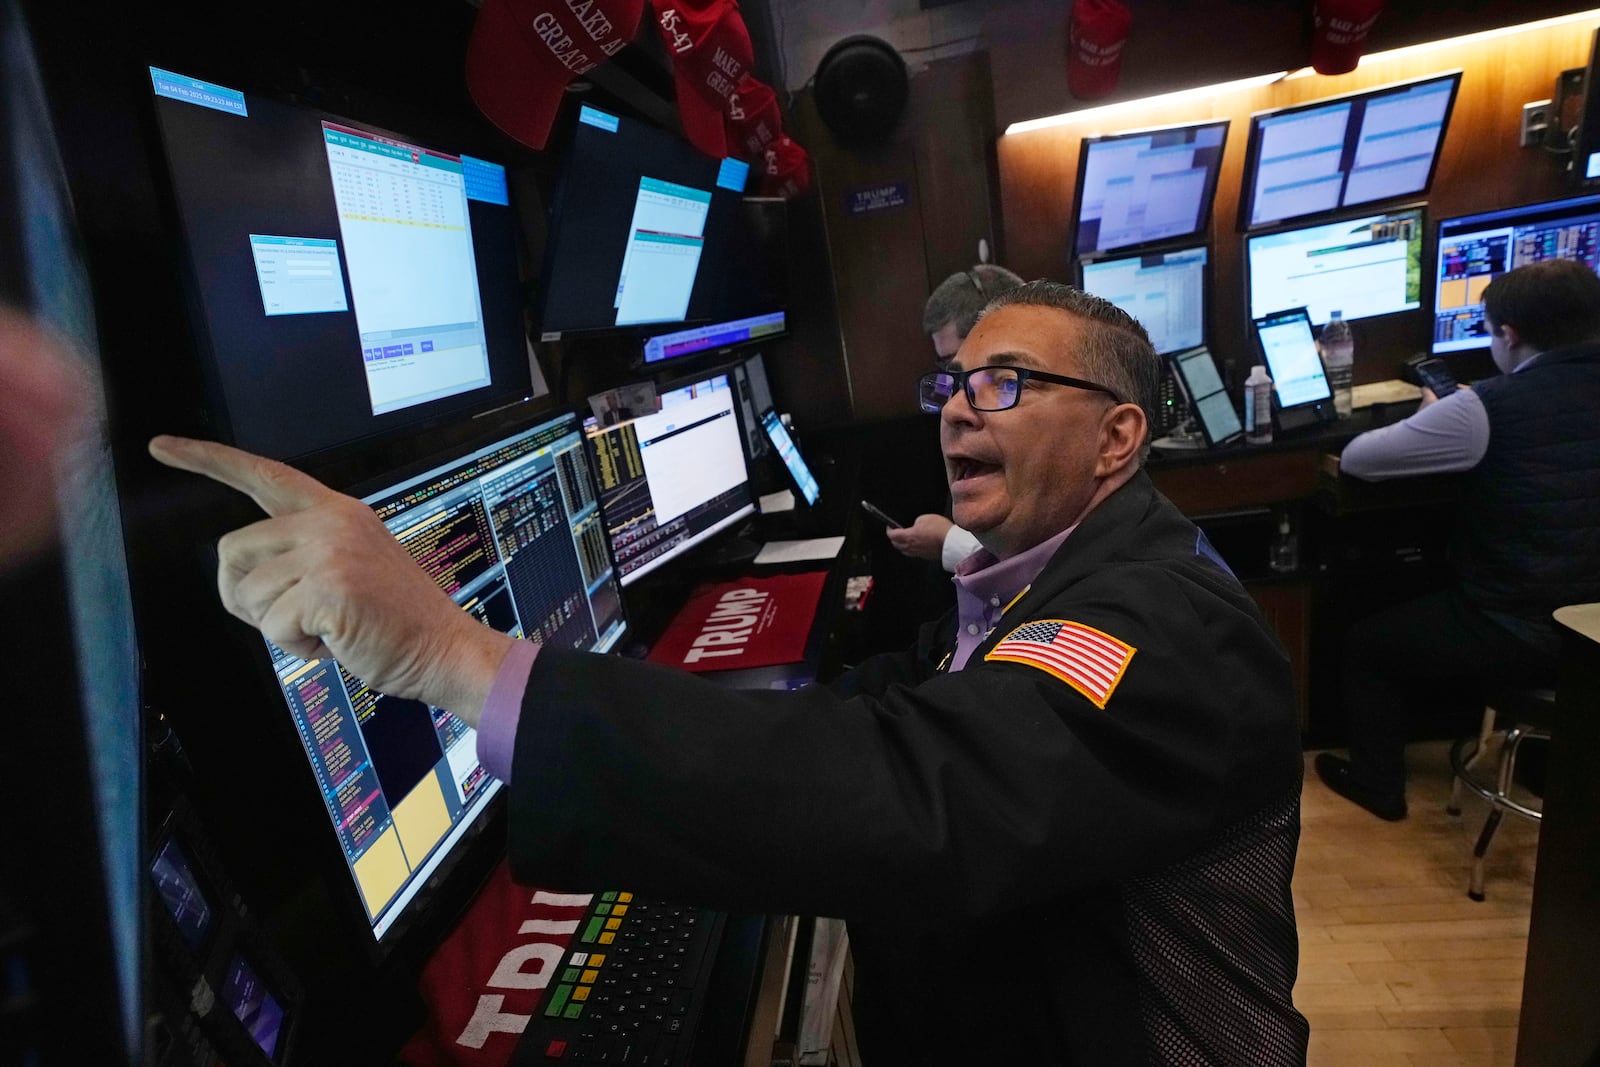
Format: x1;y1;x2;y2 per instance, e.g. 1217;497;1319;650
6;1;1600;1064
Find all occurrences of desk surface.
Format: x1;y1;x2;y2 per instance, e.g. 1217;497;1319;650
1150;390;1418;470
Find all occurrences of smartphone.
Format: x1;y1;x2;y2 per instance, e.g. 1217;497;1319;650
1414;357;1458;398
859;500;905;528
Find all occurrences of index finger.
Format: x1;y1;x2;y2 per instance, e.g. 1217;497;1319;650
149;434;335;517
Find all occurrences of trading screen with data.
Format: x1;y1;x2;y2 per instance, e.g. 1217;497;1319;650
1080;245;1208;355
585;372;754;585
263;412;625;942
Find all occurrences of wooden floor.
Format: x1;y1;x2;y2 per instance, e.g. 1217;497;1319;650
1297;740;1541;1066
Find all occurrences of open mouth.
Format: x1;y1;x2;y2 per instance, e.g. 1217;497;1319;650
950;457;1000;484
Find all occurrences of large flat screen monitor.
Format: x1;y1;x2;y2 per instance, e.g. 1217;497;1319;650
1080;244;1208;354
538;106;761;335
1072;120;1229;258
148;66;532;462
1247;205;1424;326
643;310;786;365
1240;72;1459;230
263;411;626;944
1432;192;1600;354
585;371;755;584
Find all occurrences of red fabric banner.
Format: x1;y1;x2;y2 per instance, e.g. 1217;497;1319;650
401;862;590;1067
646;570;827;672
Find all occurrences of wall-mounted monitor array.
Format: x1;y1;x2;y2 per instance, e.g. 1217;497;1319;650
1247;205;1423;326
148;67;532;462
263;411;626;945
1239;72;1459;230
1073;120;1229;258
585;372;755;585
1080;245;1208;354
1432;192;1600;354
538;106;763;336
643;310;786;365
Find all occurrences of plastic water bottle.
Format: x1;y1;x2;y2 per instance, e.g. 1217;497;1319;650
1320;310;1355;419
1244;364;1274;445
1269;513;1300;574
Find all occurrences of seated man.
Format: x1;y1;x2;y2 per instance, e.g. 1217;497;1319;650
151;281;1309;1063
888;263;1023;572
1319;259;1600;820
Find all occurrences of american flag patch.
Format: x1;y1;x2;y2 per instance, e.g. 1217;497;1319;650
984;619;1136;709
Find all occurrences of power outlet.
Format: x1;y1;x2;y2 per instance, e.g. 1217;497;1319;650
1521;99;1552;148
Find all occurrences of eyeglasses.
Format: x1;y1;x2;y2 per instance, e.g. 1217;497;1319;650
917;365;1121;413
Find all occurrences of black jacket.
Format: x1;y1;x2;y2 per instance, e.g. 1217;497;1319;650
508;472;1308;1064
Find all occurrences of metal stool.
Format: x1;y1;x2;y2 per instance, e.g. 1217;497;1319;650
1447;688;1555;901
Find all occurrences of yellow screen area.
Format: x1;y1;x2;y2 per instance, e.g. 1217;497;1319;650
350;772;454;920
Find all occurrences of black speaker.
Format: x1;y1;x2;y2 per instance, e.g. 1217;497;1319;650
813;35;908;148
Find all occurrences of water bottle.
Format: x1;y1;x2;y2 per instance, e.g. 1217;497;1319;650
1320;310;1355;419
1269;513;1300;574
1244;364;1274;445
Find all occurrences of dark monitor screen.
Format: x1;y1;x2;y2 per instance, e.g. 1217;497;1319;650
1072;120;1228;258
761;410;820;506
538;106;758;335
148;66;531;462
264;411;625;943
1079;244;1208;354
1432;192;1600;354
1241;71;1458;230
585;372;754;584
220;952;287;1059
149;837;215;950
1247;205;1423;326
643;310;786;364
1169;346;1243;447
1253;307;1332;411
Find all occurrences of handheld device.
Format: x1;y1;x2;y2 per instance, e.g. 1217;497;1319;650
1413;357;1458;398
859;500;905;528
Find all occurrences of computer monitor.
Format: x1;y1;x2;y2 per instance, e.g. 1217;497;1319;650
1432;192;1600;354
1072;120;1229;258
1247;205;1424;326
643;310;787;365
263;411;627;944
1168;346;1244;447
538;105;760;335
1079;244;1208;354
585;371;755;584
147;67;533;462
1240;71;1458;230
732;351;775;459
761;410;821;506
1252;307;1334;428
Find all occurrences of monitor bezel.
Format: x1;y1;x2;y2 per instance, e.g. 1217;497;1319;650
1237;70;1461;233
639;309;788;368
1244;201;1427;328
1076;242;1213;356
143;65;536;468
1070;118;1231;260
1431;191;1600;356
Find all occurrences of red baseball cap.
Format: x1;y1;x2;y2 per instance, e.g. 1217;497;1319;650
648;0;754;158
759;135;811;199
467;0;645;150
726;74;783;161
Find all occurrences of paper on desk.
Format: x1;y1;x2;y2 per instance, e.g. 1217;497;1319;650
758;489;796;514
753;536;845;565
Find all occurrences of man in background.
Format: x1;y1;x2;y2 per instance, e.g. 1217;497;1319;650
888;262;1024;571
1319;258;1600;820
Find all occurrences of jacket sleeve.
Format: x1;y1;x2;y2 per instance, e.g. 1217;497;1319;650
505;563;1298;924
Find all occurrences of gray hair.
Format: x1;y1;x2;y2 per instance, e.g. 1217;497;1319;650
977;279;1161;465
922;263;1025;338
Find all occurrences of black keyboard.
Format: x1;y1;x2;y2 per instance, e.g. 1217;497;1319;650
511;891;726;1065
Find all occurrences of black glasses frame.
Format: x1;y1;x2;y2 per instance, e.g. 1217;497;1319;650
917;365;1122;413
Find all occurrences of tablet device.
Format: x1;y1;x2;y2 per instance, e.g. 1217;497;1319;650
1251;307;1335;431
761;409;820;506
1168;346;1244;447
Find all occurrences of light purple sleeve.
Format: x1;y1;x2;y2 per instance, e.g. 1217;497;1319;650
1338;388;1490;481
476;638;541;783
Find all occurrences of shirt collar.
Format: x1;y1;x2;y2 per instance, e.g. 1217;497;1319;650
953;522;1078;606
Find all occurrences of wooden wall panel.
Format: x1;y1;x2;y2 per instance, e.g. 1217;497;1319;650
997;13;1599;388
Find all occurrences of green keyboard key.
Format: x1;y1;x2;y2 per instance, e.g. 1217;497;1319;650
544;984;572;1018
